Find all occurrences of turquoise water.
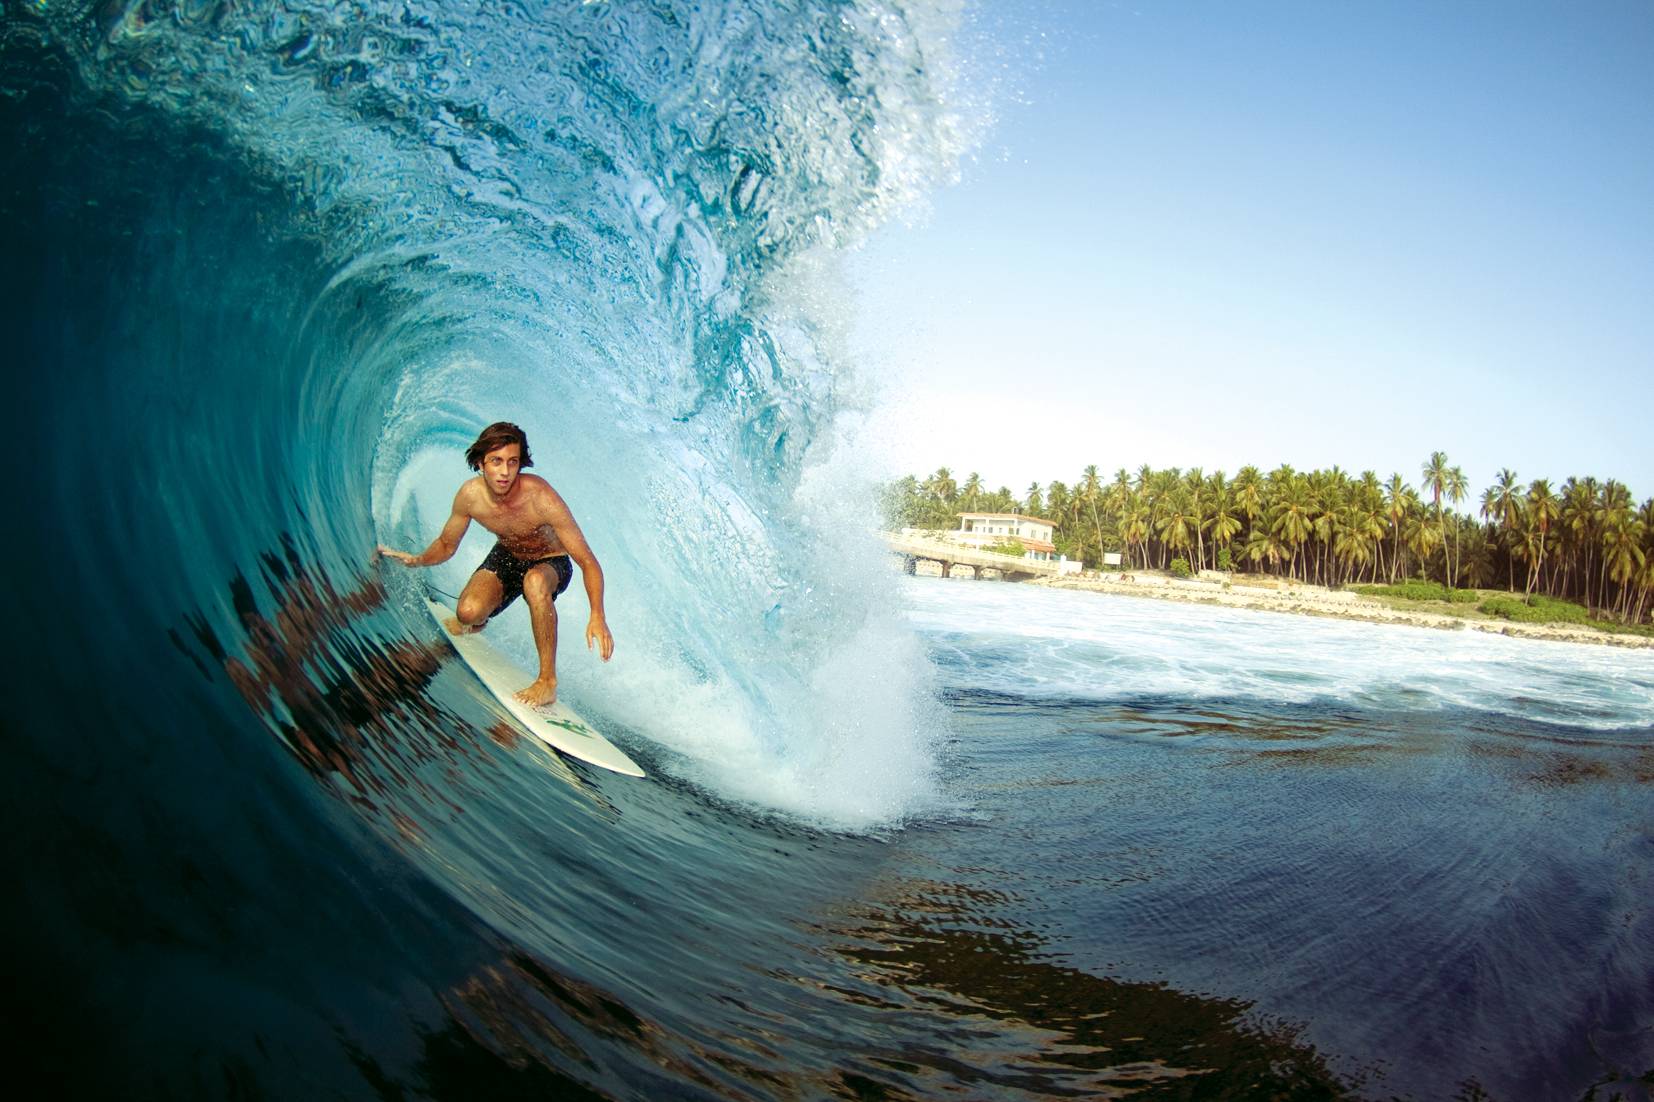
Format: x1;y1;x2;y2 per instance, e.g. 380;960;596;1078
3;2;1651;1097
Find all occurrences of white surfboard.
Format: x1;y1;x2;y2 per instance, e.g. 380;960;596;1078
426;599;644;777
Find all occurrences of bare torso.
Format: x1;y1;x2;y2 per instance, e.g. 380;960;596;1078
462;474;568;559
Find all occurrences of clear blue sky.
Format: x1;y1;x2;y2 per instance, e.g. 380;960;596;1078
851;0;1654;505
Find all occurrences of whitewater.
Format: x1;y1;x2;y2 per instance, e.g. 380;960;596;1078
3;1;1651;1098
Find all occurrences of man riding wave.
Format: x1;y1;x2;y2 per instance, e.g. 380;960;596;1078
377;421;614;706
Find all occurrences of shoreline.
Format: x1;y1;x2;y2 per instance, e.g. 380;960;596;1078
1003;570;1654;650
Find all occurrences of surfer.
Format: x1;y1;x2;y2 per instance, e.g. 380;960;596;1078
376;421;614;706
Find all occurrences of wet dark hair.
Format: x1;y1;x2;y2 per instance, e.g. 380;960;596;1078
465;422;533;471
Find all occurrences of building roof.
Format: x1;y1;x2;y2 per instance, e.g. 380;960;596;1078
956;511;1059;527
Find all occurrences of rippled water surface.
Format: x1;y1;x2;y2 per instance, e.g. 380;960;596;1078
900;578;1654;1097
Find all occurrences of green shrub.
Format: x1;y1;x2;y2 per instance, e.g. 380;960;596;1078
984;538;1025;557
1216;547;1233;572
1479;596;1533;621
1476;594;1654;636
1169;557;1192;579
1480;595;1589;624
1352;582;1479;604
1597;619;1654;638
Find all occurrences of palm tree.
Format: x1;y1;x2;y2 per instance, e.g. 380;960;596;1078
1271;477;1315;581
1351;472;1386;582
1636;550;1654;626
986;485;1017;514
1243;525;1286;574
1046;481;1070;521
1108;468;1134;517
1445;465;1468;587
961;472;984;513
1334;506;1377;582
1184;468;1207;570
1406;513;1443;578
1595;481;1633;611
1156;488;1199;569
1458;525;1496;589
1513;510;1543;593
1120;494;1151;569
1356;472;1384;534
1486;468;1522;590
925;467;957;505
1421;451;1450;584
1025;482;1043;518
1145;468;1182;567
1602;510;1646;621
1308;469;1349;586
1063;487;1089;560
1234;466;1264;527
1207;472;1242;572
1632;498;1654;623
1526;479;1560;595
1341;498;1386;584
1560;477;1598;604
1384;474;1411;582
1078;465;1105;567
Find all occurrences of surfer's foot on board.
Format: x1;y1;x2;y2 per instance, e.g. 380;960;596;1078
515;678;557;707
444;616;483;636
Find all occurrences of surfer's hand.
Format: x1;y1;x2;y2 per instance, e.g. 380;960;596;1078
377;545;417;566
587;616;614;661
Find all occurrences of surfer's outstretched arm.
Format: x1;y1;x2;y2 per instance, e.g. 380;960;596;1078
377;489;472;567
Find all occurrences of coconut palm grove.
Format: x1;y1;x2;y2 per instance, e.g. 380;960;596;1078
882;452;1654;628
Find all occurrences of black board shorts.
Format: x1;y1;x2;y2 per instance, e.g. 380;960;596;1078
475;543;572;619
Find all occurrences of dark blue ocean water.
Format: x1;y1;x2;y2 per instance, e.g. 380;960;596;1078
3;3;1652;1098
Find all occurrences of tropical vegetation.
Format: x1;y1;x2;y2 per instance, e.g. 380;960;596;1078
881;454;1654;626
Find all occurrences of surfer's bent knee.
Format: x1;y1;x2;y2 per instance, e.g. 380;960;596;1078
456;594;494;625
521;566;559;609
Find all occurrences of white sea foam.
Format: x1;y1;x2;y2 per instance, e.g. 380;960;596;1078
901;578;1654;733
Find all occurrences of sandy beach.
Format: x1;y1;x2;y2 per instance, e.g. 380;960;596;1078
997;569;1654;650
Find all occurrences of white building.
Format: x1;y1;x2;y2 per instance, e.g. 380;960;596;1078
953;512;1061;562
